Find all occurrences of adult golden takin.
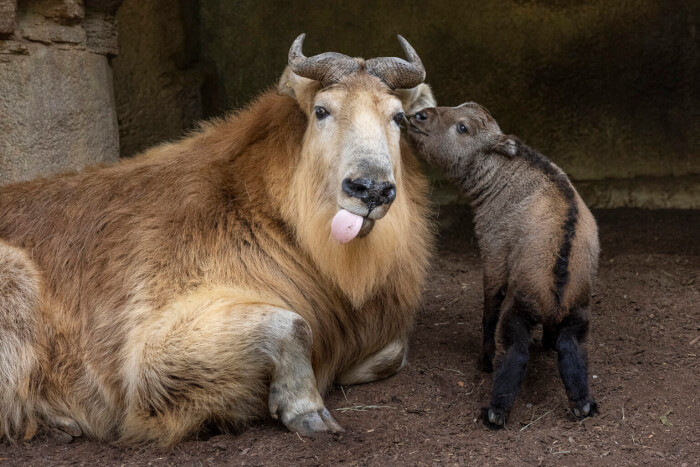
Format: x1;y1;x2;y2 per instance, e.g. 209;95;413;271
0;35;436;446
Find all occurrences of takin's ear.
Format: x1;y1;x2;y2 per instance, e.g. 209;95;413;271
395;83;436;115
492;135;518;157
277;66;320;104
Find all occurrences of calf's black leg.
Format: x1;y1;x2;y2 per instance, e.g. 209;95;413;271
556;306;598;419
478;283;506;373
481;298;534;429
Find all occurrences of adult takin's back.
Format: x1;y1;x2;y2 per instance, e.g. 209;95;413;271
408;103;599;429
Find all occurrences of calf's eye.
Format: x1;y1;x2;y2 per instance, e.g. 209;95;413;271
314;106;330;120
457;123;468;134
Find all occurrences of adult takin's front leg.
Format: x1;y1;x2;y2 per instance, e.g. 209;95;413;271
335;337;408;386
267;310;344;437
122;288;342;446
481;294;535;430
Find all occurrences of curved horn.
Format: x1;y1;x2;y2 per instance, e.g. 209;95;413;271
288;34;360;86
365;35;426;89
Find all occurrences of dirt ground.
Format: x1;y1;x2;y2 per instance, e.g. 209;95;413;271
3;207;699;466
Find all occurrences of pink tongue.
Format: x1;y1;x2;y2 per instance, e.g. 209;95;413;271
331;209;364;243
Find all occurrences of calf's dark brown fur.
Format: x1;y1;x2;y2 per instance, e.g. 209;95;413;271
408;103;599;429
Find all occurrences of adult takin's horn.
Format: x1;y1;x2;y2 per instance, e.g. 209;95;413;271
365;35;426;89
288;33;360;86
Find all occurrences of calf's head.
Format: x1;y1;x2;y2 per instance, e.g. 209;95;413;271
278;34;435;241
408;103;517;178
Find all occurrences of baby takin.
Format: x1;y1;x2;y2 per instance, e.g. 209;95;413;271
408;103;600;429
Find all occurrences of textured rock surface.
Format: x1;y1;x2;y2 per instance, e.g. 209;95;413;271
0;0;121;186
197;0;699;208
0;0;17;34
82;10;117;55
19;13;86;44
576;175;700;210
112;0;205;157
0;43;119;184
29;0;84;22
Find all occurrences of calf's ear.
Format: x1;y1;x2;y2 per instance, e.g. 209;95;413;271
396;83;436;115
492;135;518;157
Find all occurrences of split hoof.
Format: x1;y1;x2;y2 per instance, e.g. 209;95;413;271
480;407;506;430
285;408;345;437
571;399;598;420
52;415;82;438
37;415;83;444
46;427;75;444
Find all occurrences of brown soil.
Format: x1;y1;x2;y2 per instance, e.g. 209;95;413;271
3;207;699;466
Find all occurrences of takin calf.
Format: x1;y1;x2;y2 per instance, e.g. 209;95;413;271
407;103;599;429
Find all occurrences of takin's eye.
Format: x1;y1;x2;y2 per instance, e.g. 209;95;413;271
392;111;406;126
457;122;468;134
314;106;330;120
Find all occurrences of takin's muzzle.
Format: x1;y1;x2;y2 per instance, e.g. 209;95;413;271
341;178;397;213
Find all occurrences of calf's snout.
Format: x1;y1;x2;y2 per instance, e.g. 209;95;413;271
414;110;428;121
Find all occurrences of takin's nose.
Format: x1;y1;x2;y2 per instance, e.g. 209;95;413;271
342;178;397;209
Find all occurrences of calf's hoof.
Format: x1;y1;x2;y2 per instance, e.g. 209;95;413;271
480;406;506;430
571;398;598;420
477;354;494;373
285;408;344;437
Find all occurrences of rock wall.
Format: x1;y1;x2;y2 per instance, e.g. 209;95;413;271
198;0;699;208
3;0;696;207
0;0;121;185
112;0;206;158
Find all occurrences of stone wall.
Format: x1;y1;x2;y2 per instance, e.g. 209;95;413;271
0;0;121;185
197;0;699;208
112;0;206;158
3;0;697;207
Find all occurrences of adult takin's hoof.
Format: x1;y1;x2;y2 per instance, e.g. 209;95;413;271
47;427;75;444
284;408;345;436
51;415;83;438
480;407;506;430
268;377;344;436
571;398;598;420
37;415;83;444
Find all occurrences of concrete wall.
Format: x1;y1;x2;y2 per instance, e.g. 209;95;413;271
197;0;699;208
0;0;121;185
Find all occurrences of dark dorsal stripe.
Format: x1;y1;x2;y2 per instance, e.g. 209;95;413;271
510;139;579;307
